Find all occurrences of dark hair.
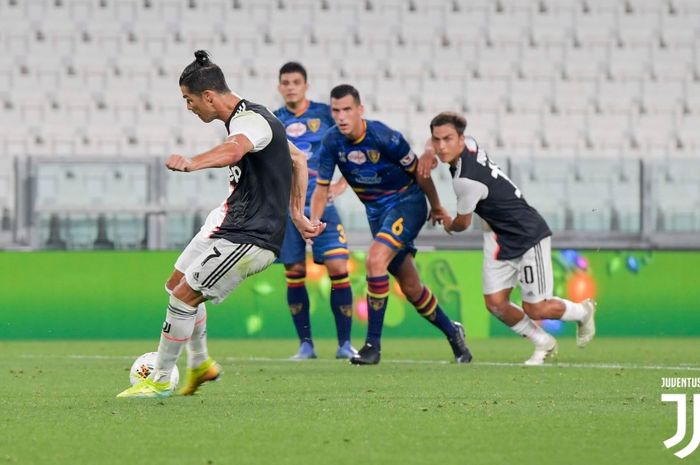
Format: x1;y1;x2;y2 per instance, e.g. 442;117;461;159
279;62;307;82
430;112;467;134
179;50;230;94
330;84;361;104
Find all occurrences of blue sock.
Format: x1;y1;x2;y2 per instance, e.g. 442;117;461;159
285;271;312;345
410;286;457;338
366;275;390;349
330;272;353;345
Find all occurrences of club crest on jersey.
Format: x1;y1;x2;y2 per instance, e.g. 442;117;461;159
367;150;381;164
307;118;321;133
347;150;367;165
286;122;307;138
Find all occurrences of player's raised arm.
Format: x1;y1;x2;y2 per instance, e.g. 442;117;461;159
417;138;438;179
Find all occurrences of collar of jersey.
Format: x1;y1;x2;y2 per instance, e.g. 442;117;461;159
291;99;310;117
351;120;367;144
225;99;247;132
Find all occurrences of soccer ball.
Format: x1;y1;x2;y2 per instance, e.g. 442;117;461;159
129;352;179;389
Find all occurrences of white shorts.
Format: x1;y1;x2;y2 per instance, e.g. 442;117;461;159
175;210;276;304
482;234;553;303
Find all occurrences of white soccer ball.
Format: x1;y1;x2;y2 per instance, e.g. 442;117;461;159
129;352;179;389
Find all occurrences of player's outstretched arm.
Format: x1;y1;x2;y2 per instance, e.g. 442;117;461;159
288;141;325;240
165;134;254;172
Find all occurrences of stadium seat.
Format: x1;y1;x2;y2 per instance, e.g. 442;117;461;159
593;79;643;114
528;9;575;48
506;78;555;113
464;79;508;113
604;45;653;81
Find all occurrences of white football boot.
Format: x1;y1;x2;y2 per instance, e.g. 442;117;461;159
576;299;597;348
524;335;558;366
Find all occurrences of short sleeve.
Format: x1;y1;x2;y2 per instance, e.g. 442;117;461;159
228;111;273;152
382;127;416;173
453;178;488;215
316;133;337;186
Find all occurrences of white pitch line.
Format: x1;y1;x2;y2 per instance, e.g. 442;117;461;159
17;353;700;371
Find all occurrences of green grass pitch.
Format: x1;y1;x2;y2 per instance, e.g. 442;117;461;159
1;337;698;465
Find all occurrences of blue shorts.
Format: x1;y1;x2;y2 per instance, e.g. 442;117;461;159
368;187;427;275
277;203;349;265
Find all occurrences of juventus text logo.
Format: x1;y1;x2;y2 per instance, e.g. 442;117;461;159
662;393;700;458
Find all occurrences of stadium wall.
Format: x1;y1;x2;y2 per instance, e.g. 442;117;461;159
1;250;698;339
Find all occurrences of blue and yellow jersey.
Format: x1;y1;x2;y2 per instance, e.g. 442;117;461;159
317;119;420;217
273;100;335;200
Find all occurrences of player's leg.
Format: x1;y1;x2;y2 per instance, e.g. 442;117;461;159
324;258;357;358
484;290;557;365
285;261;316;359
177;240;276;394
117;274;205;398
350;240;397;365
392;254;472;363
482;233;556;365
518;237;596;347
279;215;316;359
312;206;356;358
166;271;210;372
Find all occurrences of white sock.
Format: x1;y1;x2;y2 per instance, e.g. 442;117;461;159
154;295;197;383
186;303;209;368
511;314;552;347
555;298;587;322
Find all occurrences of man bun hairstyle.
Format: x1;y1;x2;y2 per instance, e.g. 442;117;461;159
430;112;467;135
330;84;361;105
179;50;230;94
279;62;307;82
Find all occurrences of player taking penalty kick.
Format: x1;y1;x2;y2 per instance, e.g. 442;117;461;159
421;112;596;365
117;51;322;398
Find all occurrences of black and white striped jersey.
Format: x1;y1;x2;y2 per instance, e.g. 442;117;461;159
449;137;551;260
209;99;292;256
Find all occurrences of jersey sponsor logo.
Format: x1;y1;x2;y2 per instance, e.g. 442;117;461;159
399;152;415;166
285;121;307;137
367;150;381;164
229;165;242;187
353;170;382;184
347;150;367;165
307;118;321;133
296;141;313;160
